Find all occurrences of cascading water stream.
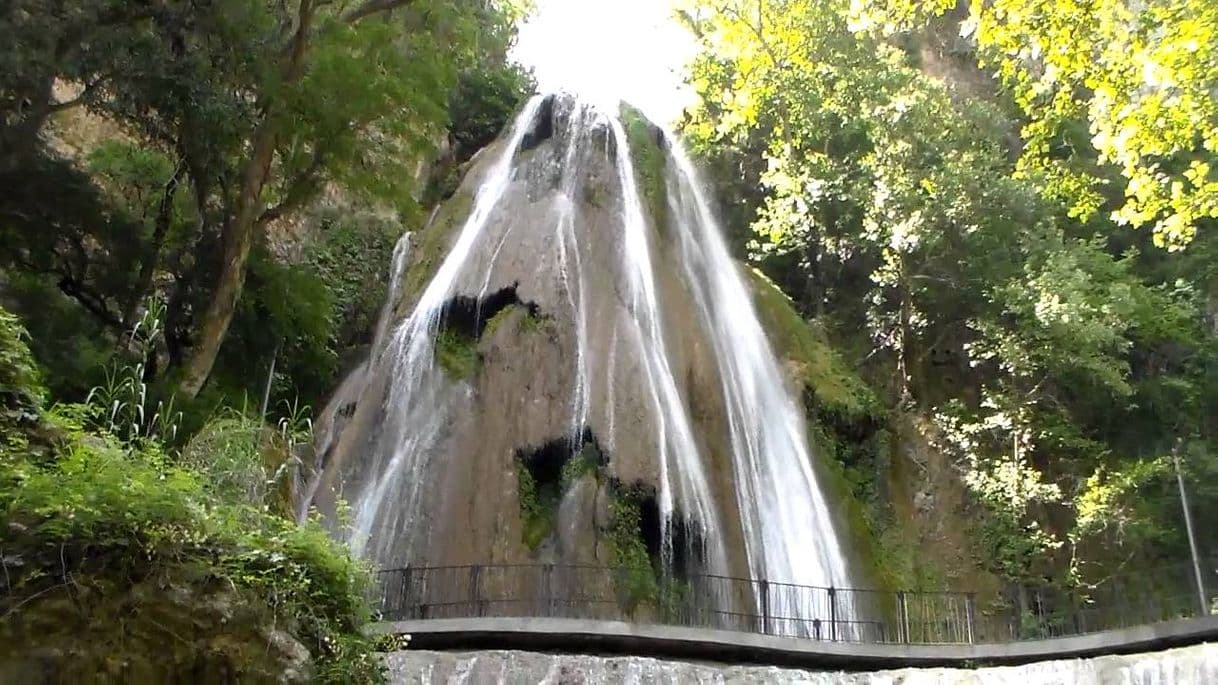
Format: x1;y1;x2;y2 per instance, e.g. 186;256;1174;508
664;139;854;615
371;231;416;355
606;114;726;572
347;96;546;560
297;229;413;525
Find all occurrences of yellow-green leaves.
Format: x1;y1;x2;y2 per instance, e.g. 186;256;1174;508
856;0;1218;247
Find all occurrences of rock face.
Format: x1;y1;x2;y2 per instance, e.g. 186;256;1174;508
0;579;312;684
384;644;1218;685
303;94;855;613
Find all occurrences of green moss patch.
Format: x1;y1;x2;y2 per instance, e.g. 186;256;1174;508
620;104;669;235
605;483;660;612
746;267;879;423
434;328;480;380
482;303;549;339
515;461;558;551
514;436;602;552
400;190;473;307
561;441;602;484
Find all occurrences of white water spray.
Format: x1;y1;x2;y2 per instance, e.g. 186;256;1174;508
606;113;726;572
665;140;853;606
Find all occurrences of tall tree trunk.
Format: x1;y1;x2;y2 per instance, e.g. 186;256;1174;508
176;0;318;397
176;121;278;397
175;0;416;396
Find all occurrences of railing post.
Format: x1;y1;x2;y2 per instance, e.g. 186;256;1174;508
469;565;483;617
543;563;554;616
400;565;416;619
829;586;838;642
966;592;976;644
759;579;770;634
898;590;910;644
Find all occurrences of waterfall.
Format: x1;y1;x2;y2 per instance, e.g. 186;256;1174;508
606;113;726;571
317;94;852;612
296;229;412;524
665;142;853;598
347;95;547;560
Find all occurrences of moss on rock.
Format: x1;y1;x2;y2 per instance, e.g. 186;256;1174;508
605;483;658;613
434;328;480;380
743;269;963;593
482;303;549;340
515;462;557;551
400;190;474;308
620;104;669;235
746;267;879;422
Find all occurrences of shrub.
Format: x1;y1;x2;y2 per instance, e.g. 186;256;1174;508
0;305;385;682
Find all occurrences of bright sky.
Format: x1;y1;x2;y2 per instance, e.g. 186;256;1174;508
511;0;699;125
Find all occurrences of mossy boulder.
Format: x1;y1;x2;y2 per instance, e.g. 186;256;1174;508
0;573;313;683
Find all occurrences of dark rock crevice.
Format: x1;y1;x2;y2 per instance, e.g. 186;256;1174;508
514;428;608;551
432;284;545;380
610;481;708;581
437;284;541;341
519;95;556;152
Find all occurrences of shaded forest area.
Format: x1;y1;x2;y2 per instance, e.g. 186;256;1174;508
0;0;531;680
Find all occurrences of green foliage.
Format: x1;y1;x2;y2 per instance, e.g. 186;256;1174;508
0;303;381;681
83;300;183;446
620;104;669;233
854;0;1218;248
686;0;1218;589
179;411;269;505
606;489;659;613
0;275;112;401
1;0;532;398
0;306;44;416
448;63;536;160
516;440;605;553
434;328;480;380
561;442;603;486
0;405;382;681
305;208;403;352
515;459;557;552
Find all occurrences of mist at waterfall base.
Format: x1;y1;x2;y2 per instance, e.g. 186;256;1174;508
306;94;853;626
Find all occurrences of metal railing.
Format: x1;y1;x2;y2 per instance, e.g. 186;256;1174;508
374;560;1217;645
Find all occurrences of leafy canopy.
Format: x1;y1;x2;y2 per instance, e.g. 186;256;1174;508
851;0;1218;248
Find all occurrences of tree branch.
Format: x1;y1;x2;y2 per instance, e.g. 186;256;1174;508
56;276;126;332
257;149;326;227
124;160;188;326
341;0;417;24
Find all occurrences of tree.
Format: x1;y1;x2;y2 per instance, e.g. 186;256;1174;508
851;0;1218;248
682;0;1218;586
0;0;529;398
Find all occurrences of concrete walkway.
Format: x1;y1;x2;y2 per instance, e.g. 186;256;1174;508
371;615;1218;670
